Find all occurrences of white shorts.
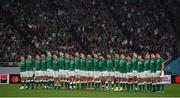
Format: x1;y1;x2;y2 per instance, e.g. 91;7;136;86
20;72;26;77
69;71;75;77
115;71;118;77
27;71;34;77
53;71;59;77
144;70;150;78
59;69;64;76
118;72;122;77
151;73;156;78
64;70;69;78
75;69;79;76
126;72;133;78
94;71;99;78
99;71;103;77
110;72;115;77
42;71;47;76
35;71;41;77
47;69;54;77
121;73;125;78
137;72;142;78
132;70;138;77
89;71;93;77
80;70;86;77
103;71;109;77
156;71;161;77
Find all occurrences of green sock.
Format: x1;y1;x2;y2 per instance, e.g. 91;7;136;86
155;84;157;91
138;84;141;91
135;83;138;89
123;83;125;90
149;84;152;91
22;82;25;87
115;83;118;89
147;84;149;91
120;83;123;89
98;83;101;90
100;83;102;90
153;84;155;91
161;84;164;91
111;82;114;90
31;82;34;89
142;84;145;91
92;82;94;88
35;82;38;87
131;84;133;90
105;83;108;90
88;82;90;88
126;83;130;91
81;83;83;89
52;81;54;88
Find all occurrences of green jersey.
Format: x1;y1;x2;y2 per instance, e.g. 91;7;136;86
114;59;119;71
106;59;114;71
156;57;164;71
137;60;144;72
58;56;65;70
26;59;34;71
35;60;42;71
126;61;132;73
86;58;93;71
119;59;126;73
80;58;86;71
132;57;138;71
93;58;99;71
19;60;26;72
53;59;59;71
98;59;106;71
144;59;150;71
65;58;70;70
41;57;47;71
47;56;53;69
75;57;80;70
150;59;156;73
69;60;75;71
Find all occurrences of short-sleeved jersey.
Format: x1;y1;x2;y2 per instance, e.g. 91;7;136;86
114;59;119;71
35;60;41;71
65;58;70;70
41;57;47;71
26;59;34;71
69;60;75;71
132;57;138;71
58;56;65;70
98;59;106;71
74;57;80;70
53;59;59;71
150;59;156;73
47;56;53;69
144;59;150;71
80;58;86;71
86;58;93;71
156;57;164;71
93;58;99;71
106;59;114;71
19;60;26;72
137;60;144;72
126;61;132;73
119;59;126;73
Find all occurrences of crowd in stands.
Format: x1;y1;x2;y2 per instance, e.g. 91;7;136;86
0;0;179;62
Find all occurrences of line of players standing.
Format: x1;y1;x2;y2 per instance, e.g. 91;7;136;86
19;51;165;93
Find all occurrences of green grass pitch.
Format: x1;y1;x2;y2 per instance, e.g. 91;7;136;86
0;84;180;97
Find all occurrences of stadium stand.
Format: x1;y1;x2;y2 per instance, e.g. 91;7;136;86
0;0;180;62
